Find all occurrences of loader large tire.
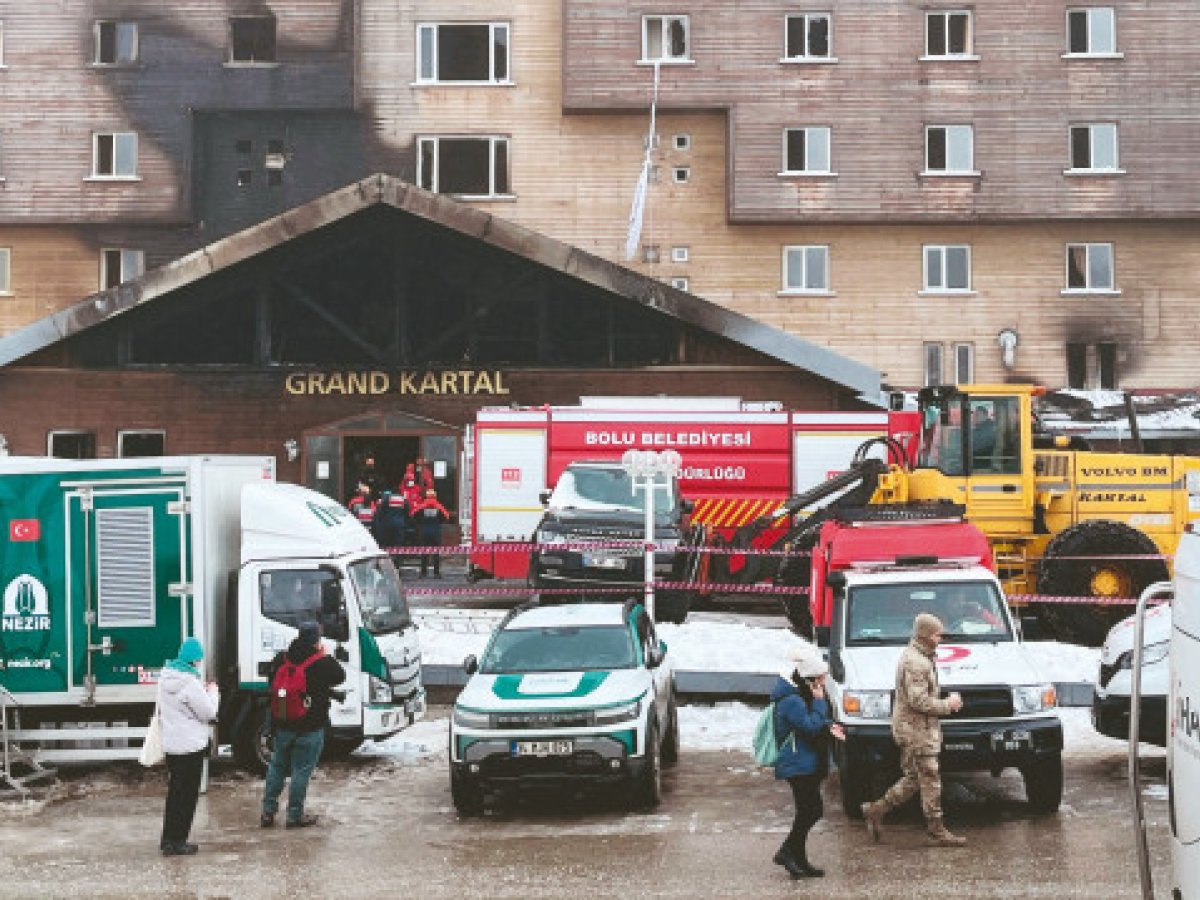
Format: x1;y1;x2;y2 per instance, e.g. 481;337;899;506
1036;521;1168;647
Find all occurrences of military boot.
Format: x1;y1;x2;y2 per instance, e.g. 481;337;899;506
926;817;967;847
861;800;887;842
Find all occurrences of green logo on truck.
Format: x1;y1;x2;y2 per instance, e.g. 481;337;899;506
306;500;350;528
2;575;51;632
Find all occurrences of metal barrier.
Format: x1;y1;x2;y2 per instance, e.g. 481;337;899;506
0;685;55;797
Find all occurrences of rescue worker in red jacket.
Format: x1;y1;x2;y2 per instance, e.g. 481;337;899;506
411;489;450;578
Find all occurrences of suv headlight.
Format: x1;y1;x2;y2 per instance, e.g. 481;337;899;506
453;707;492;729
842;690;892;719
1013;684;1057;714
369;675;392;705
594;699;642;726
1115;640;1169;670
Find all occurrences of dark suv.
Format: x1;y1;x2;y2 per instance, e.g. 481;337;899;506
527;462;702;623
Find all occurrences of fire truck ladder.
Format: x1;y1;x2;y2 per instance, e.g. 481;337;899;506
0;685;56;798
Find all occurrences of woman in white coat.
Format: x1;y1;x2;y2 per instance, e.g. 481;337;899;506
157;637;219;856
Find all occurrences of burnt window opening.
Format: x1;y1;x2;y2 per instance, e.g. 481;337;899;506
417;23;509;83
96;20;138;65
237;168;252;187
235;139;252;154
230;16;276;64
417;136;509;197
785;14;830;59
1098;342;1118;389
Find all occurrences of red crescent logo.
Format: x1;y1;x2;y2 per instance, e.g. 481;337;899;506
937;645;971;663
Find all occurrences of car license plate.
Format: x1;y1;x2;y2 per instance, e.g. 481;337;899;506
512;740;574;757
990;729;1031;752
583;552;626;570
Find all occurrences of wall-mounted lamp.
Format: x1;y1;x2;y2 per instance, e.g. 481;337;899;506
283;438;299;462
997;328;1019;369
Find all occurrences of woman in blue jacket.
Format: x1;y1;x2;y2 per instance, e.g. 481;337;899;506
771;646;844;879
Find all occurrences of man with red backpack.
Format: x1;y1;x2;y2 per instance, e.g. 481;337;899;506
260;621;346;829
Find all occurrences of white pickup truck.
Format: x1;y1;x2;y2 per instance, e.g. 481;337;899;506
820;561;1064;817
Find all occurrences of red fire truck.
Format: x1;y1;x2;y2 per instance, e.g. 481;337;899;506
465;397;918;584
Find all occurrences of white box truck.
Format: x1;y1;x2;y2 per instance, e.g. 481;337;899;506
0;456;424;772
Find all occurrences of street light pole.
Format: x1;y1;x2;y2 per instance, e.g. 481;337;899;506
620;449;682;622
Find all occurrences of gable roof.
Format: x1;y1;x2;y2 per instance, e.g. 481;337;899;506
0;174;883;403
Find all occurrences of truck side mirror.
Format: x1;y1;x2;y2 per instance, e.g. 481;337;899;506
463;654;479;675
334;644;350;663
826;571;846;589
539;490;551;506
1019;615;1042;641
814;625;831;648
646;645;664;669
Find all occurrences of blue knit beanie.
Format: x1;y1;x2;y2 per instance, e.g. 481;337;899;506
177;637;204;665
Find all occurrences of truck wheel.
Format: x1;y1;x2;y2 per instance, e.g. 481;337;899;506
632;722;663;810
450;769;485;817
838;751;871;819
233;705;273;775
660;697;680;767
1021;754;1063;814
1037;521;1168;646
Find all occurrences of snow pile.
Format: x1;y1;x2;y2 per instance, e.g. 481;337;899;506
1024;641;1099;683
677;702;761;751
355;717;450;763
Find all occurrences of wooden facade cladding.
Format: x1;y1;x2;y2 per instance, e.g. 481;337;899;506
0;1;354;225
561;0;1200;222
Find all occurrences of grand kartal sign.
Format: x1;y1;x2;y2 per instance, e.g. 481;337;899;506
285;370;510;396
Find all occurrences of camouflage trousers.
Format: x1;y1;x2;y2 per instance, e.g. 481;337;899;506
881;746;942;820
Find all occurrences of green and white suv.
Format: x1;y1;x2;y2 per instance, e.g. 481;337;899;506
449;599;679;815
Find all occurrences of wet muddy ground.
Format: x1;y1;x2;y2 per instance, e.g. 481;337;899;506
0;712;1172;899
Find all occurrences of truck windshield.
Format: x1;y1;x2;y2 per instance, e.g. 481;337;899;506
550;467;675;514
846;580;1012;645
480;625;637;674
348;557;411;635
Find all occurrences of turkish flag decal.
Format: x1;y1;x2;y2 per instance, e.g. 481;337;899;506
9;519;41;542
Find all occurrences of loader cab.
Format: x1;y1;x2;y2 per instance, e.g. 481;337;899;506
916;385;1027;478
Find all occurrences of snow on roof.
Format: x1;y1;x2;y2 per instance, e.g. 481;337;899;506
506;602;630;629
1039;390;1200;437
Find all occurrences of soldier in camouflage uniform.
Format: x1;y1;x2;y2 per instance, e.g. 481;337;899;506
861;613;967;847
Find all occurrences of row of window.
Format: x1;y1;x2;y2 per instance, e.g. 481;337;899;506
783;123;1121;176
0;248;143;295
782;243;1117;294
642;7;1120;64
43;429;164;460
0;17;279;67
923;340;1118;390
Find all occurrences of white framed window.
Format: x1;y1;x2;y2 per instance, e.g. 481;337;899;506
0;247;10;294
923;343;944;387
417;136;510;198
100;248;145;290
672;166;691;183
95;20;138;65
784;13;832;61
48;430;96;459
92;132;138;178
1066;7;1117;56
670;276;689;291
641;15;690;63
924;10;973;58
673;133;691;151
924;125;975;174
782;126;831;174
1067;123;1120;172
953;343;974;384
229;16;276;64
1065;243;1115;292
782;245;830;294
118;429;166;457
923;245;972;292
417;22;510;84
671;246;689;263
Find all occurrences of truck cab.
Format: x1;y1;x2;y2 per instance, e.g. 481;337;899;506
528;461;700;623
819;549;1064;817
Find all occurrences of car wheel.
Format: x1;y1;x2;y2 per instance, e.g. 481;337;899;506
632;722;662;810
1021;753;1063;814
660;697;680;767
450;768;486;817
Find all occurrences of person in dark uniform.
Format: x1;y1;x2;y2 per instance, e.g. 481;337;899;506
411;488;450;578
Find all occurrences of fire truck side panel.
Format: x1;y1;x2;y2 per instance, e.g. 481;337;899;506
471;420;548;579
